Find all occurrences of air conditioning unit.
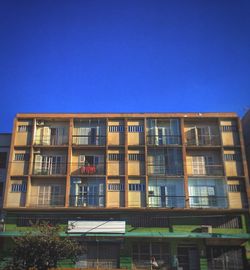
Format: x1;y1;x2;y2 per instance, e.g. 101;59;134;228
37;120;45;126
201;225;212;233
33;149;41;154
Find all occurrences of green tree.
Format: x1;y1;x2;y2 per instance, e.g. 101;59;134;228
5;222;83;270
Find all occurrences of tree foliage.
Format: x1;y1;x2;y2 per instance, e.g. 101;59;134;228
5;222;83;270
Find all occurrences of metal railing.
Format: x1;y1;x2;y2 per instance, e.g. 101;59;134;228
186;164;224;176
69;195;105;207
189;196;228;208
147;164;183;176
186;134;221;146
148;196;185;208
29;195;65;207
79;259;117;269
147;135;181;145
33;162;67;175
71;163;105;175
72;135;106;146
34;135;68;146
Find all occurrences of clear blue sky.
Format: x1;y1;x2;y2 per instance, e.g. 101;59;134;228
0;0;249;132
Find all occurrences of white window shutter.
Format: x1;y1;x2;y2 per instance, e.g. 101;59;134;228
154;127;159;145
99;183;104;206
36;127;42;144
34;155;42;174
42;127;51;145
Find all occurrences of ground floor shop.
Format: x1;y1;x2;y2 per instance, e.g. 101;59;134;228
1;211;250;269
71;238;248;270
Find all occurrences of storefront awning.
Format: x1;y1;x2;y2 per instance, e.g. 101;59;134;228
1;231;250;241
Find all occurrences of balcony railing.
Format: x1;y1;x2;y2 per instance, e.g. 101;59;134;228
69;195;105;207
72;135;106;146
34;135;68;146
148;195;185;208
29;195;65;207
186;164;224;176
189;196;228;208
147;135;181;145
186;135;221;146
71;163;105;175
147;164;183;176
33;163;67;175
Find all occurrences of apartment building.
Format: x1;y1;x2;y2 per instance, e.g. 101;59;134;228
1;113;250;270
0;133;11;259
242;109;250;181
0;133;11;216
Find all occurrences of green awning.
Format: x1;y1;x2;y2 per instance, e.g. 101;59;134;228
1;231;250;240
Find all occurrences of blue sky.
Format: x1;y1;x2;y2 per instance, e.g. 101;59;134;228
0;0;250;132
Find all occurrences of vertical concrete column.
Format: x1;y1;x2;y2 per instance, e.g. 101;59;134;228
65;118;73;207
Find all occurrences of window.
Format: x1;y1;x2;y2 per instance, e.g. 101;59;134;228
221;125;237;132
224;153;241;161
188;178;228;208
108;153;124;161
108;183;125;191
35;155;66;175
0;152;7;168
228;184;243;192
128;154;144;161
148;148;183;176
14;153;29;161
72;182;105;207
38;185;62;206
18;125;32;132
128;125;144;132
11;183;27;192
187;126;213;145
129;184;145;191
191;156;213;175
108;126;125;132
147;119;181;145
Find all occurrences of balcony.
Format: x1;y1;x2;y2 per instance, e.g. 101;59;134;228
69;195;105;207
186;134;221;146
29;195;65;207
71;163;105;175
148;164;183;176
186;164;224;176
147;135;181;146
34;135;68;146
189;196;228;209
33;162;67;175
148;195;185;208
72;135;106;146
